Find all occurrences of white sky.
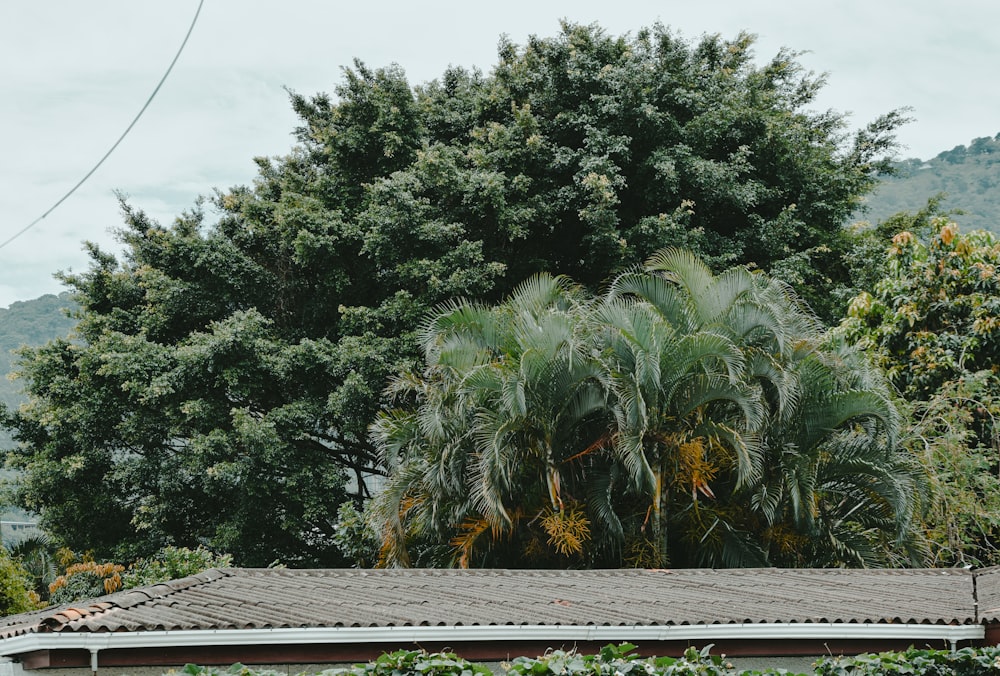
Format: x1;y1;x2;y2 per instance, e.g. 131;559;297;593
1;0;998;309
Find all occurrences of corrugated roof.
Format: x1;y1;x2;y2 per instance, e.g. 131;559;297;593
0;567;984;637
975;567;1000;622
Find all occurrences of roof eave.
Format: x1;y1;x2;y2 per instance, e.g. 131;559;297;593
0;622;985;657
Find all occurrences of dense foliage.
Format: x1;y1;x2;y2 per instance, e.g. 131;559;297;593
0;23;901;567
505;643;735;676
0;295;76;551
843;218;1000;400
815;647;1000;676
173;650;493;676
0;547;39;615
123;545;233;588
174;645;743;676
370;250;924;568
43;546;231;605
47;559;125;605
841;216;1000;566
5;535;57;600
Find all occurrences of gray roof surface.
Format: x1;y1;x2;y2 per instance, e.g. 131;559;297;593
974;567;1000;622
0;567;987;638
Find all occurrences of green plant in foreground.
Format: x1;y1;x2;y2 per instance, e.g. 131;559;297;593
326;650;493;676
814;647;1000;676
176;665;285;676
505;644;753;676
170;650;496;676
173;645;1000;676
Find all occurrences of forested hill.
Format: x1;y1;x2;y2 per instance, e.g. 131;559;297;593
0;293;76;412
862;133;1000;231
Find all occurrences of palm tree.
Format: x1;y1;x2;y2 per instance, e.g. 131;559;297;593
598;249;783;565
5;533;57;601
370;275;612;566
369;249;926;568
601;249;922;567
750;335;925;567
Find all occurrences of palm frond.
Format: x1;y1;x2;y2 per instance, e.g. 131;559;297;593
450;517;494;569
800;389;899;452
697;265;758;327
369;457;431;567
606;270;694;332
585;465;626;546
644;247;715;303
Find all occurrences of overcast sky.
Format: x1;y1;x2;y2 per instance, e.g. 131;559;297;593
1;0;997;309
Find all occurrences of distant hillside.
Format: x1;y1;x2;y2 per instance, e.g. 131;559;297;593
861;133;1000;232
0;293;77;440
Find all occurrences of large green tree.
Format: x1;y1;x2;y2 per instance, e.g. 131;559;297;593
371;251;923;568
844;218;1000;399
2;23;902;565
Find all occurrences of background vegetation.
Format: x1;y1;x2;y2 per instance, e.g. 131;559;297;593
0;21;999;608
1;22;904;572
0;295;75;548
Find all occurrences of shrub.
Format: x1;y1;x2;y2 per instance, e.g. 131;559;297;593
325;649;493;676
0;548;40;615
171;645;1000;676
171;650;492;676
174;665;285;676
506;644;745;676
48;561;124;605
123;546;232;589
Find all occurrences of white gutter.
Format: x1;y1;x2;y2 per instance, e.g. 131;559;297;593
0;622;985;658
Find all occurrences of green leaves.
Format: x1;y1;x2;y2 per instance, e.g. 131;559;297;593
123;546;232;589
325;649;494;676
841;216;1000;565
173;646;1000;676
0;548;38;615
506;644;746;676
372;251;918;568
814;647;1000;676
3;21;902;568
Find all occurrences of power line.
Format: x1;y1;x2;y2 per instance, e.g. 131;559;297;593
0;0;205;251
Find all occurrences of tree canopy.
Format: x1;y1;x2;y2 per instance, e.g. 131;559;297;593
843;217;1000;399
1;23;904;567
